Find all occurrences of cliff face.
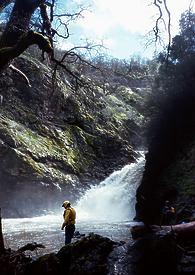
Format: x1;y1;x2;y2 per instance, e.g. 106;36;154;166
0;53;150;217
136;91;195;224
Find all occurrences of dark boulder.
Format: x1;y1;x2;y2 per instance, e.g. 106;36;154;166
56;233;116;275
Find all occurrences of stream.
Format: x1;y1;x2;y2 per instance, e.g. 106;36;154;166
2;152;145;258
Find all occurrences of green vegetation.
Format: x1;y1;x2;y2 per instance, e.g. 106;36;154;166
136;10;195;224
0;115;97;176
139;10;195;222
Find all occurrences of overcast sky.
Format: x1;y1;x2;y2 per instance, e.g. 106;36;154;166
58;0;195;59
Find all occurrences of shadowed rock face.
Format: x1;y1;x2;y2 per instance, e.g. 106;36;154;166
0;53;149;218
0;234;116;275
136;89;195;225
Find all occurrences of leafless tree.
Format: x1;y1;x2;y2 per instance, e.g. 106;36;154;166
0;0;51;68
0;0;173;87
0;0;101;87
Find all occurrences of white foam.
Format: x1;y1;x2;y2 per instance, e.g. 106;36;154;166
76;153;145;222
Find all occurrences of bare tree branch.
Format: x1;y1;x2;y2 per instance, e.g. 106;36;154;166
0;30;52;69
9;64;31;87
0;0;46;48
153;0;171;59
153;0;163;42
163;0;171;56
40;3;52;37
0;0;102;87
50;0;55;22
0;0;13;12
54;17;70;39
53;7;86;20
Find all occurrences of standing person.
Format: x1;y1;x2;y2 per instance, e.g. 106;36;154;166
160;200;176;226
61;200;76;245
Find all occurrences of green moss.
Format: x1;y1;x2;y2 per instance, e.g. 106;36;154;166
0;114;96;180
116;87;143;105
0;50;150;188
113;111;127;122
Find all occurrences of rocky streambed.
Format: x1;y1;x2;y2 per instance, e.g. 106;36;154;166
1;225;195;275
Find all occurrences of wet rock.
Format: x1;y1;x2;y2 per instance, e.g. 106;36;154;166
56;233;116;275
27;253;59;275
0;234;116;275
0;248;32;275
73;231;85;239
130;231;178;275
108;241;134;275
4;231;194;275
179;253;195;274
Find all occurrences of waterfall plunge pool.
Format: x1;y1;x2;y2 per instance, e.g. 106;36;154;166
2;153;145;256
3;216;142;256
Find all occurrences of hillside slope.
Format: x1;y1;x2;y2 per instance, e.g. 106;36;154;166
0;53;151;217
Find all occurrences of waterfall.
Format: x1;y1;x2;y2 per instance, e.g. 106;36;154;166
76;153;145;222
2;153;145;252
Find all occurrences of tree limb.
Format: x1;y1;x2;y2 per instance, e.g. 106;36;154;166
153;0;164;42
153;0;171;61
9;64;31;87
0;0;13;12
53;7;86;20
40;2;52;37
0;30;53;70
163;0;171;56
0;0;46;48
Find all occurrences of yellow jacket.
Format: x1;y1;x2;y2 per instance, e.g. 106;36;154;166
61;207;76;229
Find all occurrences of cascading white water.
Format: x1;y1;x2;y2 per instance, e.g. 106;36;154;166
76;152;145;222
2;153;145;252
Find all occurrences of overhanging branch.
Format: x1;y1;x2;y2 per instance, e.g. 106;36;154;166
153;0;171;59
163;0;171;55
0;30;53;69
0;0;13;12
153;0;164;42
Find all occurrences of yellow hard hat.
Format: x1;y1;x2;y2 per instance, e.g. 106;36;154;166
62;200;70;207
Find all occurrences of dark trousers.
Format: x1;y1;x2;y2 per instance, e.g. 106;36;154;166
65;224;75;245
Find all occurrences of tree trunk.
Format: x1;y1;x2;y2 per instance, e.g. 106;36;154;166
0;31;52;69
0;0;44;48
0;208;5;254
0;0;53;70
0;0;13;12
131;221;195;243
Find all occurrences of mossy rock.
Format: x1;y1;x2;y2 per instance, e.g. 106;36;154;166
0;51;147;217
